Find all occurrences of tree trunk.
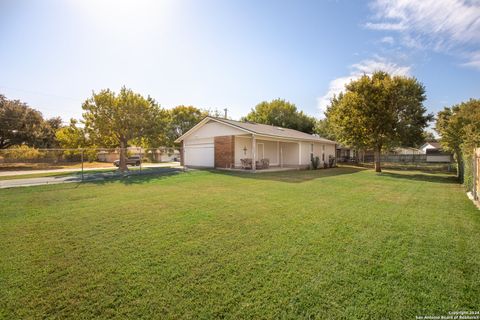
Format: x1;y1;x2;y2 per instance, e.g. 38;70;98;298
455;149;464;182
119;140;128;172
374;147;382;173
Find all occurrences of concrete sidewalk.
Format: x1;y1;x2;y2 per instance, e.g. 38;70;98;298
0;167;183;189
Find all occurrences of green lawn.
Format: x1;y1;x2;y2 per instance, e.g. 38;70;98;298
1;167;479;319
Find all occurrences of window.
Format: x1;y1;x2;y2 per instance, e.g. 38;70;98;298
322;153;325;161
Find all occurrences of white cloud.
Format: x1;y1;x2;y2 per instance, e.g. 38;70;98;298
365;22;406;31
365;0;480;67
462;50;480;69
317;58;411;116
380;36;395;45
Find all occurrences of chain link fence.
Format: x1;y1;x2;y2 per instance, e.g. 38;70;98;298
470;147;480;201
0;147;181;183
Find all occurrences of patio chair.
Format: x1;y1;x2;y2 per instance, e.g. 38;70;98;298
261;158;270;169
241;158;252;169
255;158;270;169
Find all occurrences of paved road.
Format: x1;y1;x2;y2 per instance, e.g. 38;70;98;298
0;167;183;189
0;162;180;177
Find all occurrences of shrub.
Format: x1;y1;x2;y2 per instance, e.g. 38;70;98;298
310;155;320;170
2;145;42;161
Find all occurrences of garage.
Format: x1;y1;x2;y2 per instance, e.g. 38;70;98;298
184;143;214;168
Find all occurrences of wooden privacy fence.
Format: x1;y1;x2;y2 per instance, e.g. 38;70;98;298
474;148;480;201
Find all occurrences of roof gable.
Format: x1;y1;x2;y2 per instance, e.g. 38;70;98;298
175;117;336;144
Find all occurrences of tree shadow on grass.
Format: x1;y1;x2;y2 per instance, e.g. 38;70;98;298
379;171;459;184
208;166;367;183
82;167;184;186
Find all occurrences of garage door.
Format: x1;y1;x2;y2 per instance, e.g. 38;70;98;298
185;144;214;167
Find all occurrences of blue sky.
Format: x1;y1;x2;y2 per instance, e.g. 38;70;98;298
1;0;479;123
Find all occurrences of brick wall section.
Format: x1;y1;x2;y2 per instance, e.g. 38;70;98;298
180;141;184;166
214;136;235;168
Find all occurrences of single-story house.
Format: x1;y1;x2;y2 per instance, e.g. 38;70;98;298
174;117;337;171
419;141;441;154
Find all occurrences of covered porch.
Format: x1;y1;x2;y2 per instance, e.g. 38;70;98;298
215;134;312;172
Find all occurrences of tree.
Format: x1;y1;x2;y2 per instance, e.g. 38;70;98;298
82;87;163;171
55;119;88;149
55;119;98;160
0;94;44;149
314;118;336;140
35;117;63;148
435;99;480;181
422;130;437;143
166;106;206;145
243;98;316;133
326;71;432;172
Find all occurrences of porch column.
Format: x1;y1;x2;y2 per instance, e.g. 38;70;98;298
277;141;281;168
298;142;301;167
252;134;256;172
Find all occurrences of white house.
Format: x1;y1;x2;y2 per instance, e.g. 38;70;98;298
419;142;441;154
174;117;337;171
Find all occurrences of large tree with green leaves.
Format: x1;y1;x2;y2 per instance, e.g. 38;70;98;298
166;105;206;145
55;119;88;149
435;99;480;182
243;98;316;133
0;94;60;149
82;87;164;171
326;71;432;172
314;118;336;141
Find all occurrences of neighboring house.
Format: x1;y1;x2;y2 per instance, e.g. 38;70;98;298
419;142;452;162
393;147;422;155
419;142;441;154
426;148;453;163
174;117;337;170
336;145;357;162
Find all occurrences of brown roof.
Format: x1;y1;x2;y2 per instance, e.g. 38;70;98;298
210;117;336;144
428;142;441;149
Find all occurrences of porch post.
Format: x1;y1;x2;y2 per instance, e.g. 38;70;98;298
298;142;301;168
252;134;256;172
277;141;280;167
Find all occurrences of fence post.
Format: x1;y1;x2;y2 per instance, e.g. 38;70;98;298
81;149;84;182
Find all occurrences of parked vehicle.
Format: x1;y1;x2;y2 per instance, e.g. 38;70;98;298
113;156;141;167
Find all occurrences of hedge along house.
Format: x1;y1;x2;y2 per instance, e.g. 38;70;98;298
174;117;337;171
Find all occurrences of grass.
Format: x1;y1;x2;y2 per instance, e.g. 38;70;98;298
1;167;479;319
